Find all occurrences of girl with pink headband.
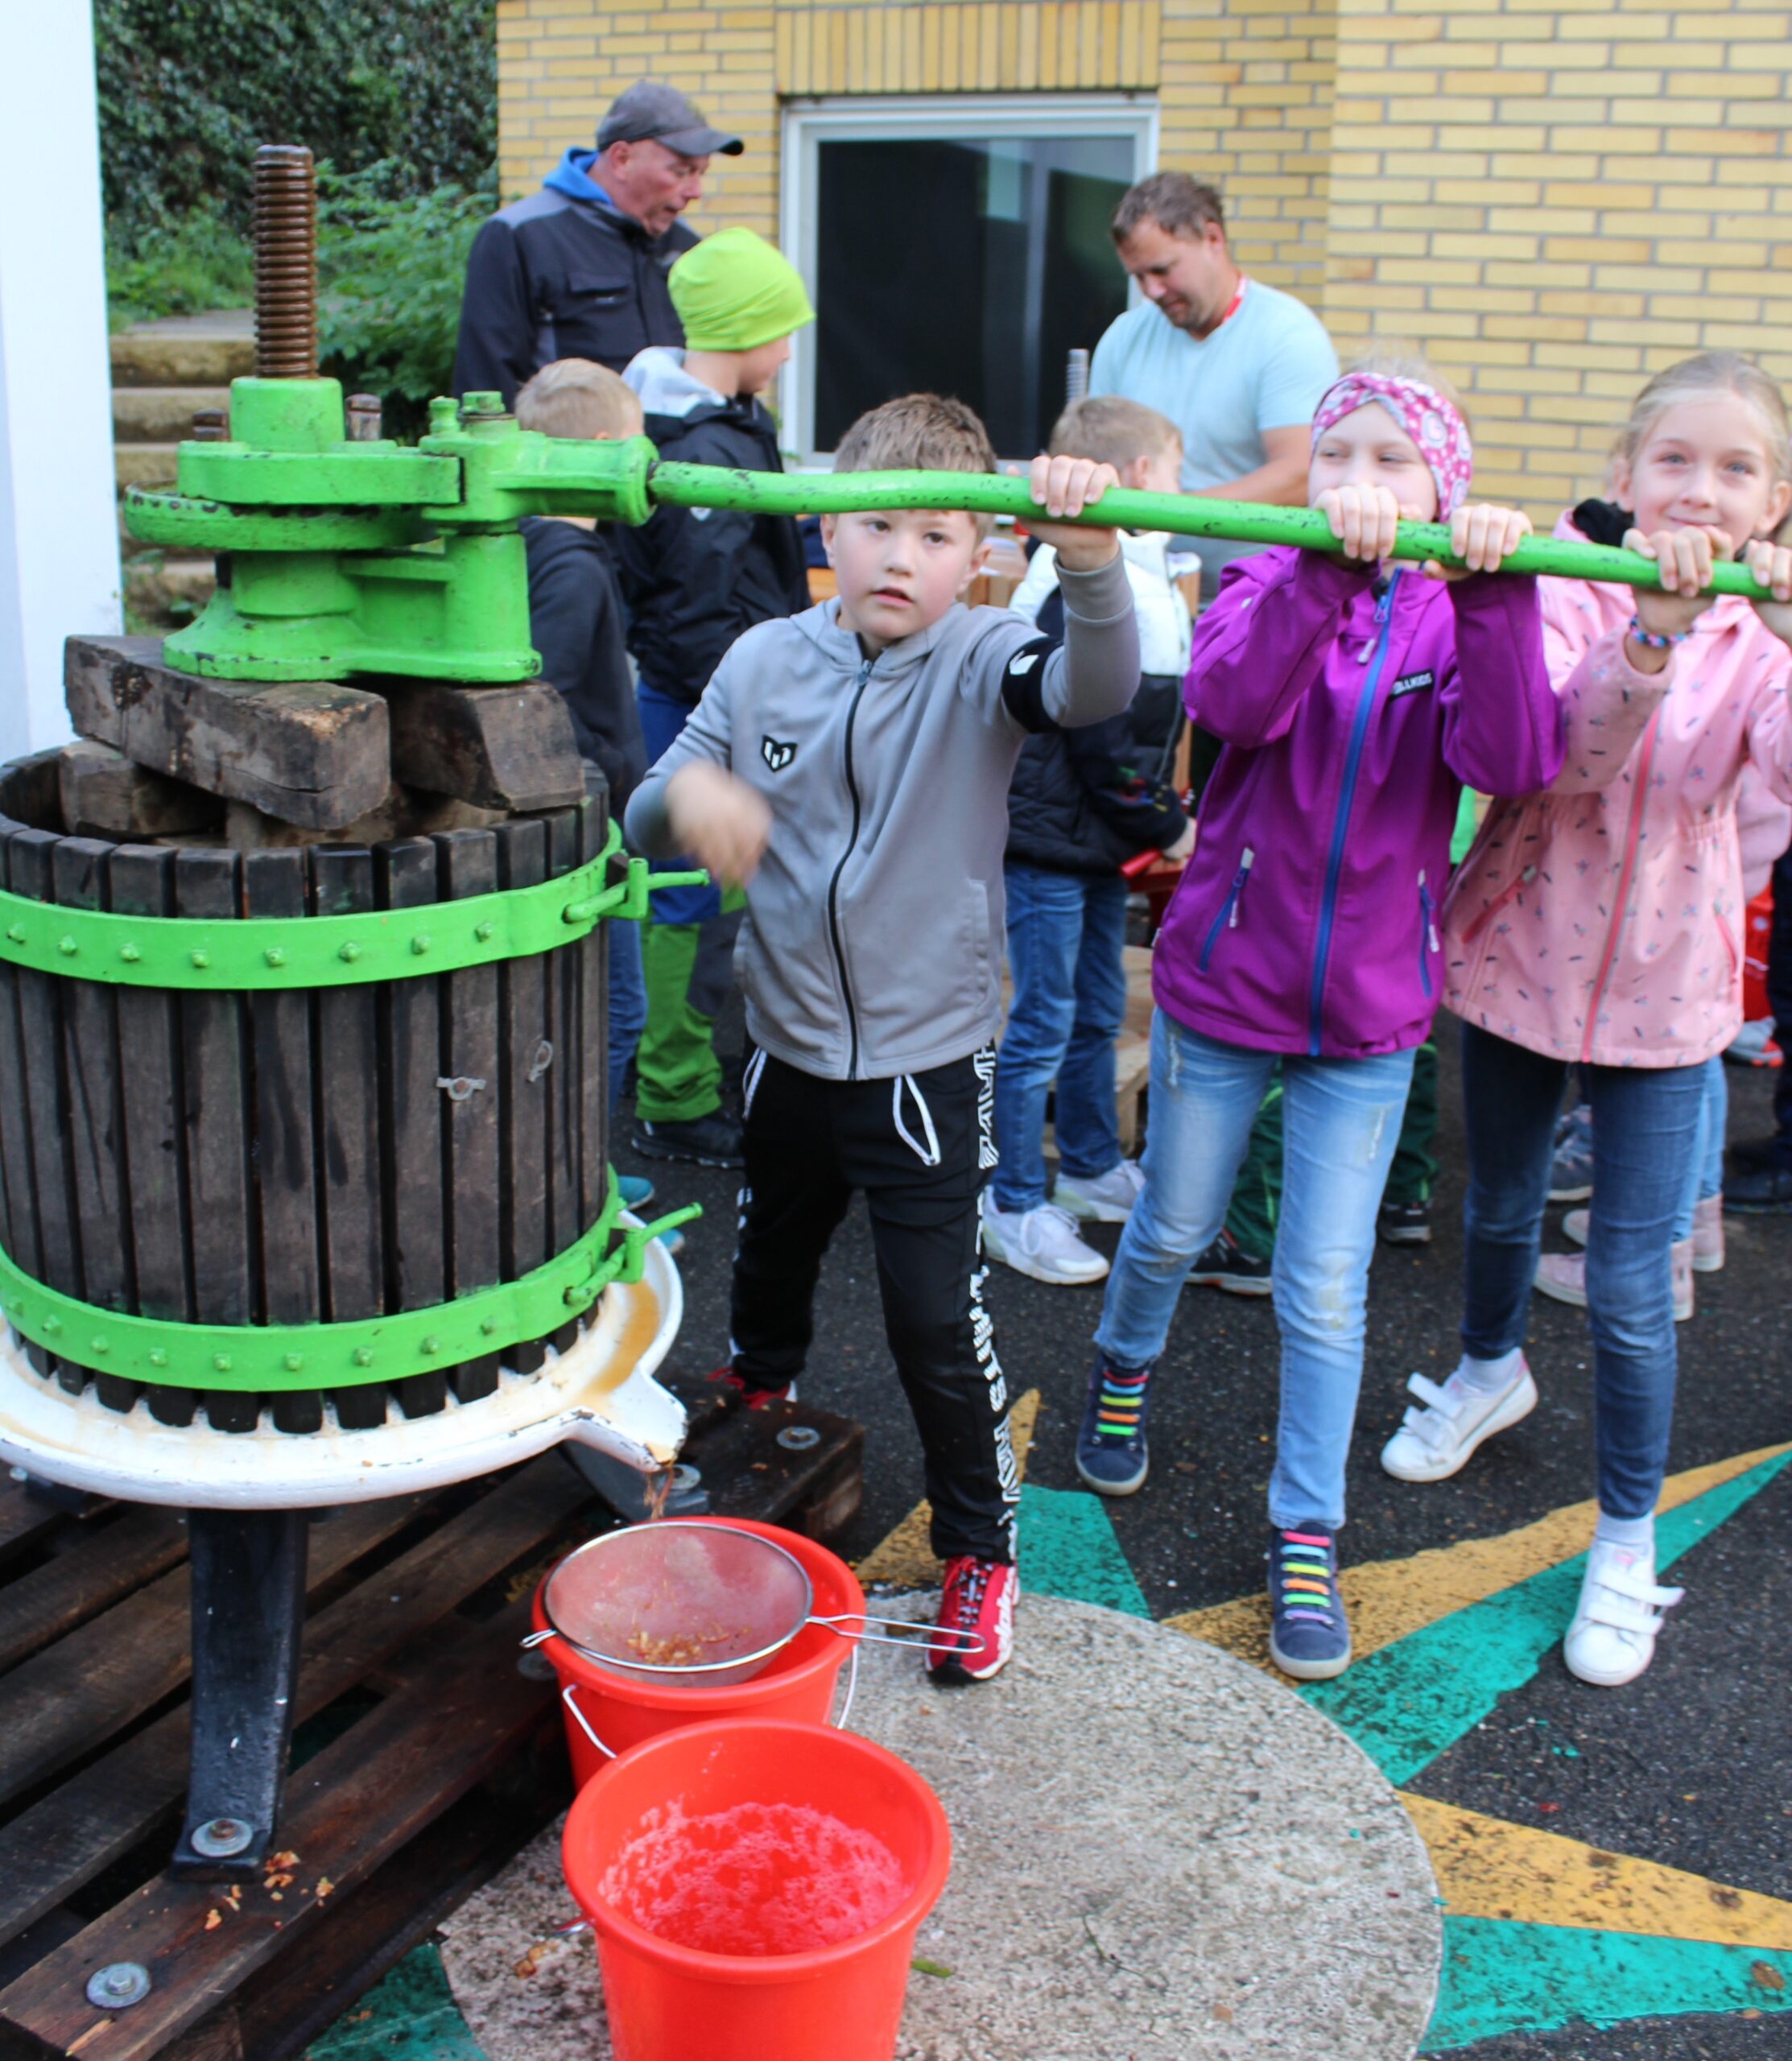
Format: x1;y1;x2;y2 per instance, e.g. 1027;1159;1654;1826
1382;349;1792;1689
1076;350;1563;1683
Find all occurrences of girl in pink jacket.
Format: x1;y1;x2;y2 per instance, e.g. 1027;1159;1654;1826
1381;351;1792;1688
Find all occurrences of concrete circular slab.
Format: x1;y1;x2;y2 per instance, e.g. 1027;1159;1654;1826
440;1593;1440;2061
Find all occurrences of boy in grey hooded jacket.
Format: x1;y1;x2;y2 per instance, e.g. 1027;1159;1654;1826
626;395;1142;1683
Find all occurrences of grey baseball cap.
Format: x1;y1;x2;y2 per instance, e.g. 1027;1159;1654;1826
597;81;744;158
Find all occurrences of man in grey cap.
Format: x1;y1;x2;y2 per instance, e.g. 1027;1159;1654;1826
453;81;744;404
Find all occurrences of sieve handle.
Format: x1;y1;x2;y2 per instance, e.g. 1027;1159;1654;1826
519;1627;559;1651
810;1611;985;1656
560;1682;617;1761
835;1641;861;1730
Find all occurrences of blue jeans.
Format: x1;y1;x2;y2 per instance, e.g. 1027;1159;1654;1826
991;863;1129;1212
606;912;646;1113
1459;1021;1707;1519
637;681;722;927
1671;1055;1726;1238
1095;1012;1414;1528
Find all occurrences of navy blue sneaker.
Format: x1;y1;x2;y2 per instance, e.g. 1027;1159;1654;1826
1266;1522;1352;1681
1075;1356;1153;1496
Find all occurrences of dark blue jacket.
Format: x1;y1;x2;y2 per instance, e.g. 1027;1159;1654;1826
452;150;696;403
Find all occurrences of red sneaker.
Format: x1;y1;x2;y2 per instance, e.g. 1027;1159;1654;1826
927;1556;1017;1684
706;1365;796;1411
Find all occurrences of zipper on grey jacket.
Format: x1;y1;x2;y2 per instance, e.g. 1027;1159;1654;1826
827;657;875;1079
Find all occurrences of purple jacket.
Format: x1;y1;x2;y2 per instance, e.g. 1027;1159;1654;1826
1154;547;1563;1059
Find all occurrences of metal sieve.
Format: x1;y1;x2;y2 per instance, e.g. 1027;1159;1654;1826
521;1518;977;1687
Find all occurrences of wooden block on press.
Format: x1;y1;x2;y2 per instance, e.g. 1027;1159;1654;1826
378;679;584;812
59;739;225;840
64;636;390;832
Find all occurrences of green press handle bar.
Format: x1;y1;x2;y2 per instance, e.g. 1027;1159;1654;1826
645;463;1767;598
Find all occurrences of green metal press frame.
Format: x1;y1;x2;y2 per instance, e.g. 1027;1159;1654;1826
124;376;1772;687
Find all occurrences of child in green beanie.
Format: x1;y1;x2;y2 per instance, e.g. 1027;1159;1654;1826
617;229;815;1170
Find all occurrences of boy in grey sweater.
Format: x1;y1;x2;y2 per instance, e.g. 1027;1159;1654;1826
625;394;1140;1682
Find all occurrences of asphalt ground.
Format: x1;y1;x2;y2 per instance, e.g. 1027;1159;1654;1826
620;998;1792;2061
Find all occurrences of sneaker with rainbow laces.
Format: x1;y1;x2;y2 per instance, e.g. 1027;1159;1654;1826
1266;1522;1352;1681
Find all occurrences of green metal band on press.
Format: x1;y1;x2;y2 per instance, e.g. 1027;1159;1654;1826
0;1176;701;1393
0;824;707;991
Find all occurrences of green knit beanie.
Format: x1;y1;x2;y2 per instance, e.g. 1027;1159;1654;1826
669;228;814;352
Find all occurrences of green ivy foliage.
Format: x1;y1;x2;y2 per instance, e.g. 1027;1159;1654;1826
316;161;498;437
96;0;496;253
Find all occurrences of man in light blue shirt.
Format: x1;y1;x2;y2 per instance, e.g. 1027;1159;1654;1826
1090;172;1338;591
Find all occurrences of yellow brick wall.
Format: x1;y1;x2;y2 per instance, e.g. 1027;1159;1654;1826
499;0;1792;514
1323;0;1792;521
497;0;1336;298
1160;0;1336;299
498;0;780;235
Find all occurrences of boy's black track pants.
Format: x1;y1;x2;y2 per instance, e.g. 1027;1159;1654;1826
730;1045;1020;1564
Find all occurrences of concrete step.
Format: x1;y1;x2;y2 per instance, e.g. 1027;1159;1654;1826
114;444;180;494
114;385;231;443
124;554;217;624
110;309;254;389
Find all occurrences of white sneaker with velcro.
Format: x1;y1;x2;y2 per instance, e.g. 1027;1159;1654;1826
1564;1539;1684;1687
1379;1359;1539;1483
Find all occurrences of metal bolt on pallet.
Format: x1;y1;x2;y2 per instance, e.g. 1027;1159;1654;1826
85;1962;153;2010
189;1816;255;1860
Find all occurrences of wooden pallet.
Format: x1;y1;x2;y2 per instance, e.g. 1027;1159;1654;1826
0;1398;864;2061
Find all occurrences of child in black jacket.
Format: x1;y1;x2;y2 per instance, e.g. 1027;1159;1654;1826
616;229;815;1172
983;398;1195;1290
514;360;651;1160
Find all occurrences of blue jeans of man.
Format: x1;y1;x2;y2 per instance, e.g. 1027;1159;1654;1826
1459;1021;1706;1520
990;863;1129;1213
1094;1012;1414;1529
606;913;646;1115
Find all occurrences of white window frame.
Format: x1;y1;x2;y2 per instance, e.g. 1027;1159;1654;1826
778;93;1158;465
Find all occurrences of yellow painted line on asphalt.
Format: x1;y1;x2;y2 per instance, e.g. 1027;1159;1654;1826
1162;1440;1792;1670
854;1388;1038;1588
1401;1793;1792;1950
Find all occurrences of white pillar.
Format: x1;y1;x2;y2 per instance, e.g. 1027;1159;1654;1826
0;2;120;762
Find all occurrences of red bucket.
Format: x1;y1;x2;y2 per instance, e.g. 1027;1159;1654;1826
530;1518;865;1786
563;1718;951;2061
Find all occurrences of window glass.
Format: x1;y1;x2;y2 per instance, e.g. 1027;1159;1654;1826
811;134;1133;457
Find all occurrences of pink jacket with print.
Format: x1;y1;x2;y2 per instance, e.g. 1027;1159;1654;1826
1443;513;1792;1068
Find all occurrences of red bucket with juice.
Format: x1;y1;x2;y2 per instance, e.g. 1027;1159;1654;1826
562;1717;951;2061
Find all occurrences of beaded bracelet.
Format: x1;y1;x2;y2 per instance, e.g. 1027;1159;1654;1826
1627;614;1691;651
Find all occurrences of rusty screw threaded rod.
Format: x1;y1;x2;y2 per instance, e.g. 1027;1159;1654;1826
253;144;317;379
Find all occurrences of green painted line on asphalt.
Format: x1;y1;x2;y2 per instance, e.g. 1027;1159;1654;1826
305;1943;486;2061
1017;1479;1153;1618
1302;1448;1792;1786
1420;1917;1792;2050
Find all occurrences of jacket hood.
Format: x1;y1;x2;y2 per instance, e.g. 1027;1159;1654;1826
543;147;621;210
623;345;730;421
1554;507;1759;634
